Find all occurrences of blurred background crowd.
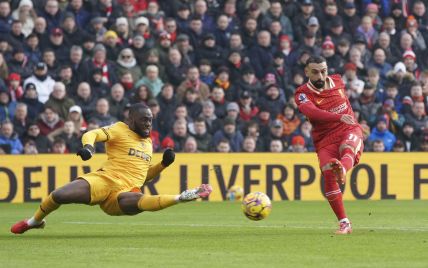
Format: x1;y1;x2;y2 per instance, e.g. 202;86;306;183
0;0;427;154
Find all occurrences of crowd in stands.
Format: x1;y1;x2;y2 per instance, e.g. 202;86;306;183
0;0;427;154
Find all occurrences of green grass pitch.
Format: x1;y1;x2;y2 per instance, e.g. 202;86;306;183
1;201;428;268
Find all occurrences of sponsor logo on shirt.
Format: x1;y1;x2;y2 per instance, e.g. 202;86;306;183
329;102;348;114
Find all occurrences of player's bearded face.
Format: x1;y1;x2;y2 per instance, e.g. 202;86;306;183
132;110;152;138
311;79;325;89
306;63;327;89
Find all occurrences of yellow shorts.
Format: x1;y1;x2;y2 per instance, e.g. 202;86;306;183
79;170;140;216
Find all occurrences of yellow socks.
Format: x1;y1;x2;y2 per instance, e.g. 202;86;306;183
33;193;60;222
137;195;178;211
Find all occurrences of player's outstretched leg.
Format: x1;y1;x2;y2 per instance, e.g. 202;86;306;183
11;179;90;234
138;184;212;211
118;184;212;215
322;162;351;235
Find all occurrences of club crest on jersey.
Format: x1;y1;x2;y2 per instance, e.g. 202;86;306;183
298;93;308;104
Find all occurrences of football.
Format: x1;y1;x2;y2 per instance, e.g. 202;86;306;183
241;192;272;221
226;185;244;201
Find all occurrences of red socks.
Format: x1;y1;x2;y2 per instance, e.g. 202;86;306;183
340;147;355;171
324;169;347;220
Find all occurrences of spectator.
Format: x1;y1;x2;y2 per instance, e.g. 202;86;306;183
368;116;396;151
0;1;12;34
277;104;301;137
238;65;262;99
215;138;231;153
61;12;86;48
73;82;98;120
258;84;286;119
377;98;405;134
289;135;307;153
11;0;36;37
182;88;202;120
82;43;118;86
398;121;420;152
135;64;164;97
21;83;44;122
177;66;210;102
212;116;244;152
371;139;386;152
103;30;121;61
0;90;17;122
12;102;30;138
241;136;256;152
8;47;33;79
45;82;75;120
167;118;189;152
51;137;68;154
66;0;91;29
165;47;189;87
107;83;129;121
404;101;428;131
23;62;55;103
48;120;80;153
22;122;51;153
132;84;153;105
359;83;382;126
321;37;344;75
67;105;87;136
200;100;221;135
88;67;109;97
292;120;315;152
269;139;283;152
357;16;378;49
198;59;215;87
214;66;238;101
183;136;199;153
37;106;64;136
156;83;177;136
192;117;212;152
249;31;275;80
89;98;118;127
22;139;38;154
238;90;259;122
117;48;143;81
68;45;84;85
197;33;224;69
0;120;22;154
262;1;293;40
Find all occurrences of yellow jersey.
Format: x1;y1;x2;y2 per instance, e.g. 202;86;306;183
81;121;153;187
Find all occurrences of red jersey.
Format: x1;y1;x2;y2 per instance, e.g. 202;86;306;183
294;74;361;151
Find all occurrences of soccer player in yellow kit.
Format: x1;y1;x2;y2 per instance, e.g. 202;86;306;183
11;103;212;234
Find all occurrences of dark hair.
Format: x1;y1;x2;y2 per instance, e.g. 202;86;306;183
305;56;326;67
129;103;149;117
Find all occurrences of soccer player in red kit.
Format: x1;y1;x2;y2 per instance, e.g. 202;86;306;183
294;56;364;235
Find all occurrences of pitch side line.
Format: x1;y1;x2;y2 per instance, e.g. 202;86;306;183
63;221;428;232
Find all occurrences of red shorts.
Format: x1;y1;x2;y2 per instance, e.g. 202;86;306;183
317;129;364;168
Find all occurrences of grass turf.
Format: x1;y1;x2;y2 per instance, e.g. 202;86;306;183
1;201;427;268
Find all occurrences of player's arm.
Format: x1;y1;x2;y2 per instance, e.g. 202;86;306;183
298;101;342;122
146;149;175;182
76;128;109;161
296;92;354;124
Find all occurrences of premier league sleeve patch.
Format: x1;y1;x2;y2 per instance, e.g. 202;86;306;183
298;93;309;104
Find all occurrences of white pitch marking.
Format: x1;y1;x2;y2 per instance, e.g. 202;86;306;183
62;221;428;232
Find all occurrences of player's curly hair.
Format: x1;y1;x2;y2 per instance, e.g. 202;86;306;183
306;56;326;67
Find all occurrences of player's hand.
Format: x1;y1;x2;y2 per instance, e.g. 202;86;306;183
340;114;355;125
161;148;175;167
77;144;95;161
